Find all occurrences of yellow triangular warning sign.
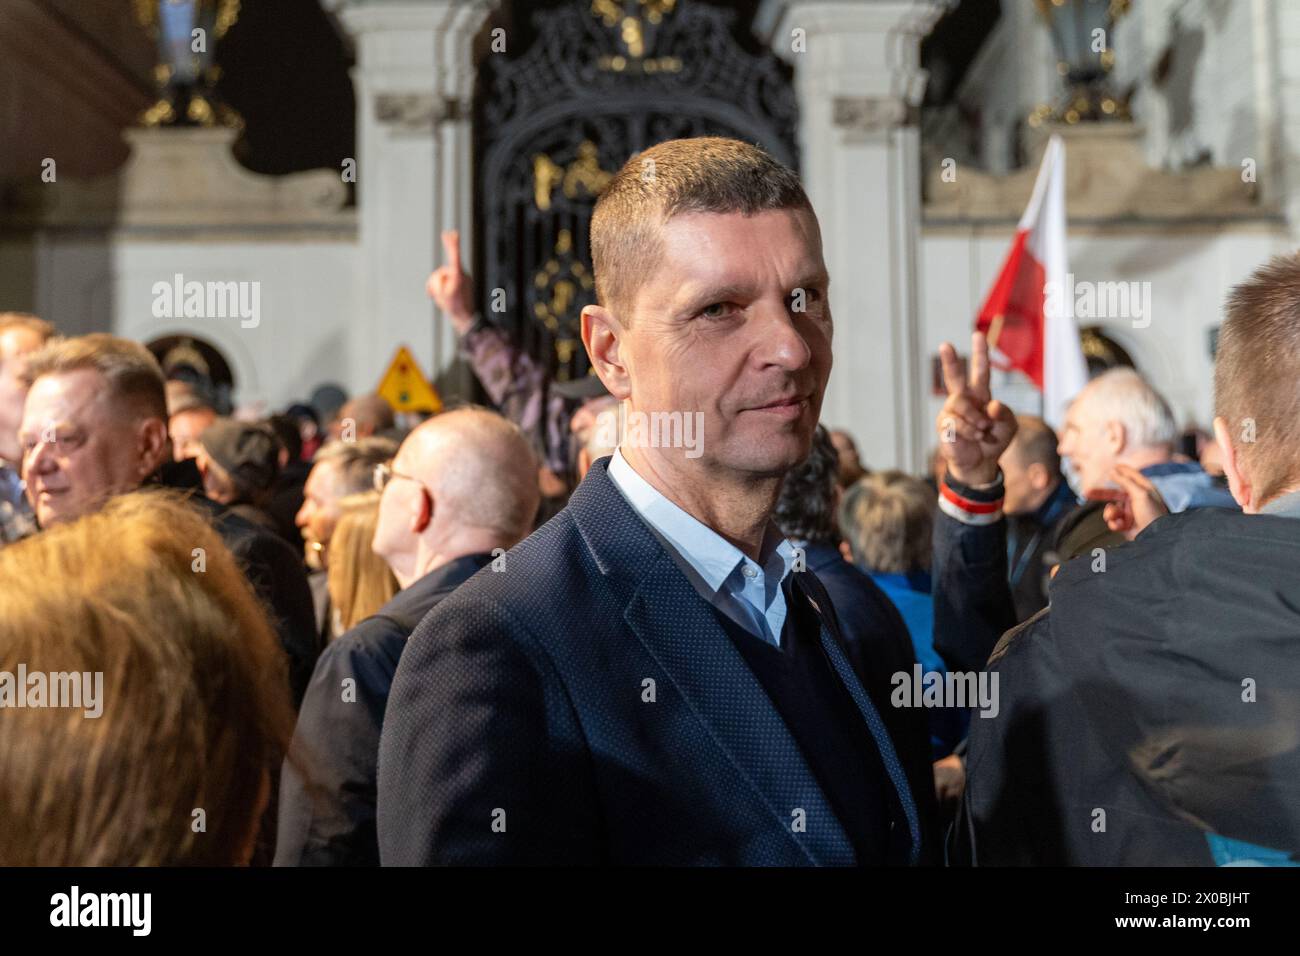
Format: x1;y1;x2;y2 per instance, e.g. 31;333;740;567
377;346;442;413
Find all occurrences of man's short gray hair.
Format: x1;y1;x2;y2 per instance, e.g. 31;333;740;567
313;436;399;495
1084;367;1178;452
23;333;166;422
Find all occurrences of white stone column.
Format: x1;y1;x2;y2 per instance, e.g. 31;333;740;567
770;0;944;472
432;1;494;396
336;0;493;402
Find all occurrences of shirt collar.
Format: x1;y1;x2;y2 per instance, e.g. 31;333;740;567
607;448;795;595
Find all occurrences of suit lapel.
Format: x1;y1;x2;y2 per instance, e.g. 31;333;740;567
570;460;877;866
623;556;854;866
794;571;922;864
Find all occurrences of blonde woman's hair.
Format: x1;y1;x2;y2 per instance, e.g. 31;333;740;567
327;491;398;634
0;490;295;865
839;470;934;575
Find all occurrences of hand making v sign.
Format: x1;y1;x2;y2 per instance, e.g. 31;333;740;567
935;331;1018;487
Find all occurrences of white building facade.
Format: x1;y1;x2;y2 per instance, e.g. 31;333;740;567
2;0;1296;469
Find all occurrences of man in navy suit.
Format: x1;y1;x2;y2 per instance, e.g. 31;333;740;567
378;137;922;865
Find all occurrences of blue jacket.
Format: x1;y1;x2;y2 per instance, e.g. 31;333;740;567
869;571;941;674
868;570;968;759
1142;461;1237;513
377;459;921;865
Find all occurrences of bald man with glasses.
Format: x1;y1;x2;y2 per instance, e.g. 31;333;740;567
276;407;539;866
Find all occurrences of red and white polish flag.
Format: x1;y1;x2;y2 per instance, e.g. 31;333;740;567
975;134;1089;429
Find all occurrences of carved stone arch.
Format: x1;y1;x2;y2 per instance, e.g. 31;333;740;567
131;321;261;409
1080;324;1138;377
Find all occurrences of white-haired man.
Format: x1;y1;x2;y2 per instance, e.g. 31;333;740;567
1054;367;1235;557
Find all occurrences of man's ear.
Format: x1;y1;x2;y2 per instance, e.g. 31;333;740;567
411;487;433;534
138;418;169;479
581;304;631;400
1104;419;1126;457
1028;461;1050;492
1213;415;1254;512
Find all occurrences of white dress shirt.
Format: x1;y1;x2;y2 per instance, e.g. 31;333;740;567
607;449;796;647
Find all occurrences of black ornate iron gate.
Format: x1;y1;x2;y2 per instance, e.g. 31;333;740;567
474;0;798;382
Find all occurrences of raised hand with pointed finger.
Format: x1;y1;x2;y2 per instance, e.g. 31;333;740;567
935;332;1018;487
426;229;476;335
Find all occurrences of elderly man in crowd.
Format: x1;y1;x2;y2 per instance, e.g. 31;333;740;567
276;407;538;866
1054;366;1236;559
18;333;319;706
427;229;614;513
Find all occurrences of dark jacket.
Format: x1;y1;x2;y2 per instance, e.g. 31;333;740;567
1055;462;1238;564
266;460;310;552
185;493;319;708
1006;480;1076;621
275;553;493;866
376;460;921;866
228;502;281;535
804;544;941;859
955;506;1300;865
932;504;1018;678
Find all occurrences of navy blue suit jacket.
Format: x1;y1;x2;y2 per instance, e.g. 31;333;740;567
377;459;920;865
804;544;940;860
275;553;493;866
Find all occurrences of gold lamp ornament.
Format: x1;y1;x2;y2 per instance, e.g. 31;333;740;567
1030;0;1131;126
134;0;242;128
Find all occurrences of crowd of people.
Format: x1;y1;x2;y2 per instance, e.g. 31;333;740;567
0;135;1295;866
